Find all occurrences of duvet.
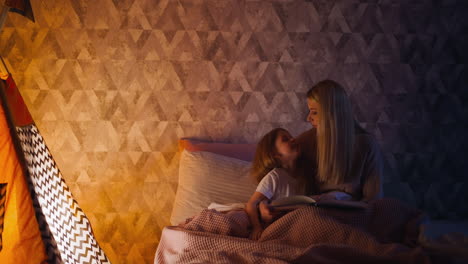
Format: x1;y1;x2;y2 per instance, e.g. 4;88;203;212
155;198;431;264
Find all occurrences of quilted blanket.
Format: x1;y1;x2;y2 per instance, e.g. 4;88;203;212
155;198;431;264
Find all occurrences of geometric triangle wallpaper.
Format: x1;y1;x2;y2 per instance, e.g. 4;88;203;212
1;0;467;263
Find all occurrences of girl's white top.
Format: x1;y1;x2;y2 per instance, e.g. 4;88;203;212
256;168;305;200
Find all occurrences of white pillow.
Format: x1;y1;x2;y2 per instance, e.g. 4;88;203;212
170;150;256;225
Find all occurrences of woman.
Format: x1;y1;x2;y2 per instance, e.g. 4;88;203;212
296;80;384;201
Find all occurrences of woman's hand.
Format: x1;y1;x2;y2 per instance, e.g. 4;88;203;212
315;191;352;201
250;226;263;240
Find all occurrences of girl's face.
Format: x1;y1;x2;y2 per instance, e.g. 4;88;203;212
274;130;299;162
307;98;319;129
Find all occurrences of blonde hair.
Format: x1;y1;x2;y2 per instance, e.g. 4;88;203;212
251;128;284;183
307;80;356;185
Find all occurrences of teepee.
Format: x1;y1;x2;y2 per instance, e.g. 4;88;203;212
0;1;110;263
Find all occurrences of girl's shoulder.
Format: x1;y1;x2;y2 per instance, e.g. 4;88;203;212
258;168;284;186
265;167;290;179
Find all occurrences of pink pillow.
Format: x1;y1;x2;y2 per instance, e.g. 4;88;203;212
179;139;256;162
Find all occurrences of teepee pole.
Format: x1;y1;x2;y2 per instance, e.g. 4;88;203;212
0;3;9;77
0;4;10;78
0;4;10;34
0;56;8;78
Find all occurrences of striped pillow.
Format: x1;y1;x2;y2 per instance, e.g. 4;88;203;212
170;150;256;225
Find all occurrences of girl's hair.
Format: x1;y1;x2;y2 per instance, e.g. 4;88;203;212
307;80;357;185
251;128;286;183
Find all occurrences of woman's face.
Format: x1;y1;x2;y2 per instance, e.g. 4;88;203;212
274;130;299;161
307;98;319;128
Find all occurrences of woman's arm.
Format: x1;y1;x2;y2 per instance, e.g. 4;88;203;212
246;191;268;240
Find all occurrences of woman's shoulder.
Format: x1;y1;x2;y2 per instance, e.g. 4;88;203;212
295;128;317;159
295;128;316;145
355;132;382;155
356;131;377;144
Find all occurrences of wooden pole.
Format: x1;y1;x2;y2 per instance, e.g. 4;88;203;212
0;3;10;78
0;56;8;79
0;4;10;34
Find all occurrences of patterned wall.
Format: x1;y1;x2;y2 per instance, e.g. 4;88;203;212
1;0;467;263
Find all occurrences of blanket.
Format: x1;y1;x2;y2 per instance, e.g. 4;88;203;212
155;198;431;264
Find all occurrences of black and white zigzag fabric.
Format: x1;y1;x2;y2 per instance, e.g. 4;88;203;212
17;124;110;264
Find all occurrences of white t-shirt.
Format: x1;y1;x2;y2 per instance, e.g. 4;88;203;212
255;168;305;200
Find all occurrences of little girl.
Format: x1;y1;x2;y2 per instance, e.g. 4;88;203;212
246;128;310;240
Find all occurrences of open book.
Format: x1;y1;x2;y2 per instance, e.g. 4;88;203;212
270;195;368;211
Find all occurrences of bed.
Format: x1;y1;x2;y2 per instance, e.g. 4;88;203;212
154;139;468;264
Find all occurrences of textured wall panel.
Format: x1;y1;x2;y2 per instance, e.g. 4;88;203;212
1;0;467;263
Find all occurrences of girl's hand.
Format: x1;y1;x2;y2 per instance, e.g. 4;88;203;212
250;226;263;240
259;200;274;225
310;194;321;201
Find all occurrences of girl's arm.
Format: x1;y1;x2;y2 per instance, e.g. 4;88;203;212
246;191;268;240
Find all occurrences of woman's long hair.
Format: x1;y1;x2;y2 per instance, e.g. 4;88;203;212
307;80;357;185
250;128;284;183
